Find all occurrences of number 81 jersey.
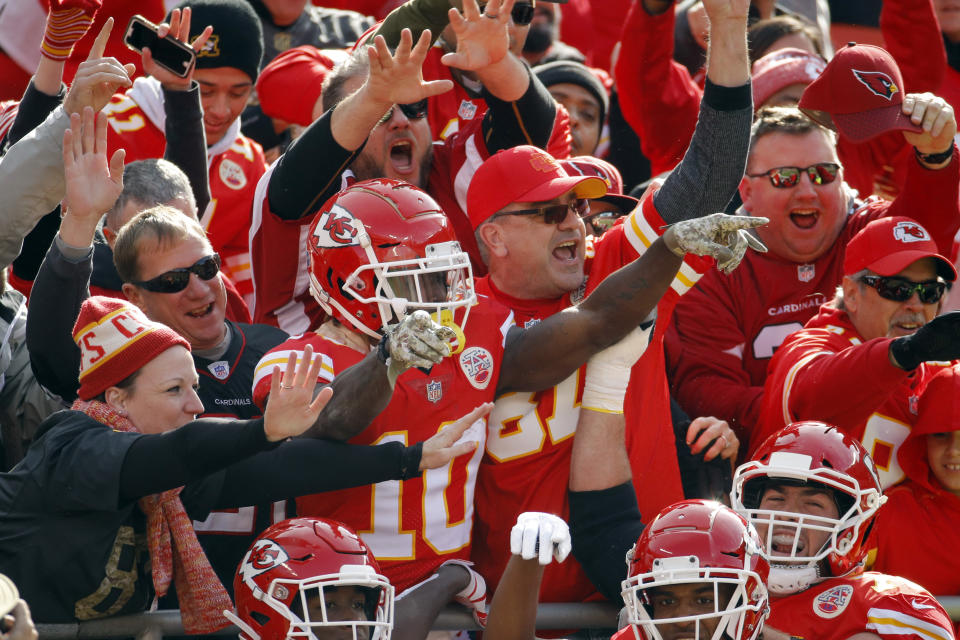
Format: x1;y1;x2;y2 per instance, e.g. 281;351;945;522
295;297;515;592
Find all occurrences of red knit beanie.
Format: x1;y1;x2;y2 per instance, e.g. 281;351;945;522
73;297;191;400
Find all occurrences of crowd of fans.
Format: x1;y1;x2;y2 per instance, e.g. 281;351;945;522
0;0;958;639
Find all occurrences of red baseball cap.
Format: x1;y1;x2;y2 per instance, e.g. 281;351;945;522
798;42;922;143
467;146;607;228
751;48;826;108
843;216;957;280
559;156;639;214
257;46;348;127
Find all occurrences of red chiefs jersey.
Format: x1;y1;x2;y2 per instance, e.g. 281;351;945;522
257;299;515;592
754;303;948;488
100;78;267;305
668;150;960;440
768;572;954;640
250;115;491;333
471;191;713;603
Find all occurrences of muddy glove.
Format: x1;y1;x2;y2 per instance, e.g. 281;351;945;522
381;310;457;387
663;213;769;274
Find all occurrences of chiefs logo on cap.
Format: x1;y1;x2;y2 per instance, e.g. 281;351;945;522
529;151;560;174
852;69;898;100
892;220;930;243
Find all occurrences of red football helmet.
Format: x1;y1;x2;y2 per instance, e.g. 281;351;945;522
227;518;394;640
621;500;769;640
306;179;475;340
731;422;886;595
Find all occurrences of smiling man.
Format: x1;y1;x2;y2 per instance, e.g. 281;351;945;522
752;217;960;489
668;99;960;445
732;422;954;640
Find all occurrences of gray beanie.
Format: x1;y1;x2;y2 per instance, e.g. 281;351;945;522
534;60;609;126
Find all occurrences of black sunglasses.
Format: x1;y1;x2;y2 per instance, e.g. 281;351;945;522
131;254;221;293
479;1;536;25
492;199;590;224
860;275;946;304
378;99;429;126
746;162;840;189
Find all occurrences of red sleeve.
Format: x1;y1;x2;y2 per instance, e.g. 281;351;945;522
587;0;633;72
886;146;960;252
614;2;701;175
881;0;945;95
546;103;573;160
753;330;909;452
667;274;763;440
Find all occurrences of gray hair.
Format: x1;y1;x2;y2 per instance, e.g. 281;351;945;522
321;49;372;114
834;268;870;310
106;159;196;231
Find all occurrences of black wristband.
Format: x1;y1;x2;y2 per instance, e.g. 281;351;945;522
399;442;423;480
377;334;390;364
915;146;954;166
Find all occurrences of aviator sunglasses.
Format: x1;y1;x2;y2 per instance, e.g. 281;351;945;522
491;199;590;224
131;254;222;293
378;99;429;125
859;275;946;304
746;162;840;188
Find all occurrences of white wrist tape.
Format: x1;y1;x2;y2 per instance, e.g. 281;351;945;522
581;323;653;413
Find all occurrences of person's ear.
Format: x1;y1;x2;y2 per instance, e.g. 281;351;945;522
101;225;116;247
104;386;129;414
841;276;860;314
738;176;753;210
477;222;508;259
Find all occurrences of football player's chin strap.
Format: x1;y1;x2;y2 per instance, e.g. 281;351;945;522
766;562;823;596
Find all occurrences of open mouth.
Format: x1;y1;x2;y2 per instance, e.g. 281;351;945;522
187;302;214;318
789;210;819;229
552;240;578;262
389;140;413;173
770;533;802;556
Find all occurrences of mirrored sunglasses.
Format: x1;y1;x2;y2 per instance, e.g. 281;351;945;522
747;162;840;188
860;275;946;304
131;254;221;293
378;99;429;126
492;199;590;224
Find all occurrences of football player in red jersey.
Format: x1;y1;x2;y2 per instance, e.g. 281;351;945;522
752;217;960;488
252;175;766;639
732;422;955;640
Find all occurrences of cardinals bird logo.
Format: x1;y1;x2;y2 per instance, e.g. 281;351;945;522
852;69;898;100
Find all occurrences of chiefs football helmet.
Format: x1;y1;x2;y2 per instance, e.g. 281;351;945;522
731;422;886;595
621;500;769;640
307;179;475;340
227;517;394;640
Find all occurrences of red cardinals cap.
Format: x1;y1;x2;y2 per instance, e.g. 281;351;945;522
798;42;922;143
751;48;826;108
257;46;348;127
843;217;957;281
467;146;607;228
913;365;960;436
559;156;638;213
72;297;191;400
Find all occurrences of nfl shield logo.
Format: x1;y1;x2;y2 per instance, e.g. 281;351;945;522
208;360;230;380
458;99;478;121
797;264;815;282
426;379;443;403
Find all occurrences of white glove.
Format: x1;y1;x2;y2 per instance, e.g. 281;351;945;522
582;320;653;413
383;310;457;386
510;512;571;565
663;213;769;274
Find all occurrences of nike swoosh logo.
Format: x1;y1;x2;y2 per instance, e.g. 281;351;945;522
911;600;935;610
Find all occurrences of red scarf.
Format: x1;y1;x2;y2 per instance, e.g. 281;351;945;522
73;400;233;633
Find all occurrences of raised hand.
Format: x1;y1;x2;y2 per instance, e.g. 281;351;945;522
441;0;515;71
663;213;769;274
902;93;957;158
510;512;571;565
686;416;739;464
41;0;102;61
700;0;750;23
63;18;136;115
365;29;453;108
264;344;334;441
144;8;213;91
419;403;492;470
62;106;124;220
384;310;458;387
